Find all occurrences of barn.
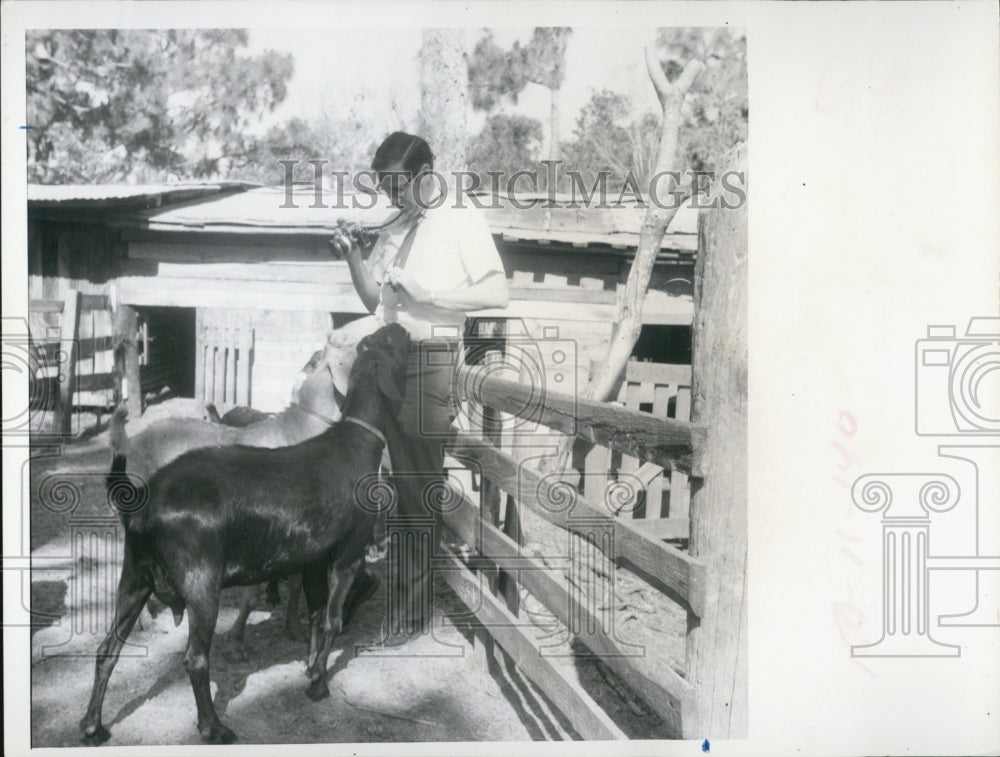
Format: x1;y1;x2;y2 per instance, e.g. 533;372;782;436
26;182;698;422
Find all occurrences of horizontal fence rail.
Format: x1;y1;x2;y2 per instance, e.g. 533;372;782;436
437;546;629;741
441;484;695;734
455;365;706;477
451;433;706;617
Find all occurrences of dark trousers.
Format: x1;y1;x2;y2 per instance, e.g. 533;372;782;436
385;338;459;632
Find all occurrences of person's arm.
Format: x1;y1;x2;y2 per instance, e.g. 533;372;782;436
345;247;381;313
330;231;380;313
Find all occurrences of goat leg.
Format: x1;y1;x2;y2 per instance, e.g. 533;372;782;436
301;565;328;672
80;545;152;746
284;573;304;641
306;559;360;701
225;586;258;663
181;577;235;744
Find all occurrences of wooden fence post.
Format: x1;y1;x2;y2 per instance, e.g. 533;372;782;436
686;143;748;738
118;305;142;418
55;289;81;434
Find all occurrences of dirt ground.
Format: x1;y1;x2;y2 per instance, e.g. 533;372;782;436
28;400;684;746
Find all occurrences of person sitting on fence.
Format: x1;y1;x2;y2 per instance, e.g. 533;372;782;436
330;131;509;643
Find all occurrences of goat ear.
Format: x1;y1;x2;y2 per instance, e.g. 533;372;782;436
375;353;405;402
325;359;351;403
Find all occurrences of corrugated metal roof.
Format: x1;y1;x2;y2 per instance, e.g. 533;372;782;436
31;182;700;251
127;185;400;232
27;182;251;207
126;185;698;250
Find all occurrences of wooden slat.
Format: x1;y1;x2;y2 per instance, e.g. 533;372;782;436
507;287;617;305
647;384;672;519
437;546;628;741
633;461;663;488
213;326;225;411
143;260;354;284
117;275;367;313
451;434;706;616
583;443;611;506
480;348;504;602
631;518;691;541
194;316;206;407
55;290;81;433
225;314;237;406
621;383;641;475
29;299;64;314
456;366;705;477
625;361;692;386
238;324;252;406
128;240;329;262
670;387;693;520
440;493;693;734
78;293;109;311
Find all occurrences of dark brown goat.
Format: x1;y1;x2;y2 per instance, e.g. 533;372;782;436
80;323;409;745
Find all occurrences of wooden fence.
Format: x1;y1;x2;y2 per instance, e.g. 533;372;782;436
584;360;692;541
436;157;747;739
443;365;705;738
28;291;116;433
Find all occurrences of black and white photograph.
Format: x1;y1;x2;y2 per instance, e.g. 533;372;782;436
17;19;748;748
2;3;997;756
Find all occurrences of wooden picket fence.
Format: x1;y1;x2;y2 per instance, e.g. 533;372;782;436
585;360;692;540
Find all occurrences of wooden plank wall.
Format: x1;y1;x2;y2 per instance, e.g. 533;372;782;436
28;222;119;409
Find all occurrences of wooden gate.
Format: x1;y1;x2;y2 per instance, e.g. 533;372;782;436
194;312;254;415
28;290;115;433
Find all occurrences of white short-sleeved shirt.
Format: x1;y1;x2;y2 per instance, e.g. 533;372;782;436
367;197;504;341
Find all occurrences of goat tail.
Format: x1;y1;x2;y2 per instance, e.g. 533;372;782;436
106;445;148;529
110;403;129;457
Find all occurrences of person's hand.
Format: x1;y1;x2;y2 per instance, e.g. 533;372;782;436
328;220;357;259
385;266;432;304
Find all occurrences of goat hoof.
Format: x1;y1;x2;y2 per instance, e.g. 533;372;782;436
199;723;237;744
80;724;111;746
306;679;330;701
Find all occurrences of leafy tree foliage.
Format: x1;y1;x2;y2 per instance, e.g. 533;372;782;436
467;27;571;169
26;30;293;183
657;27;748;173
466;113;544;186
560;28;747;190
560;89;661;192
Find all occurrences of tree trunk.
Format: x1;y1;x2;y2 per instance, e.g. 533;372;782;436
549;85;561;164
539;50;702;473
685;142;747;738
419;29;468;187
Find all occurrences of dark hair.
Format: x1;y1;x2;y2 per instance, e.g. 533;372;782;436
371;132;434;174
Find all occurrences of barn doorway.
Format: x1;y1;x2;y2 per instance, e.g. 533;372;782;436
134;306;196;403
631;324;692;366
